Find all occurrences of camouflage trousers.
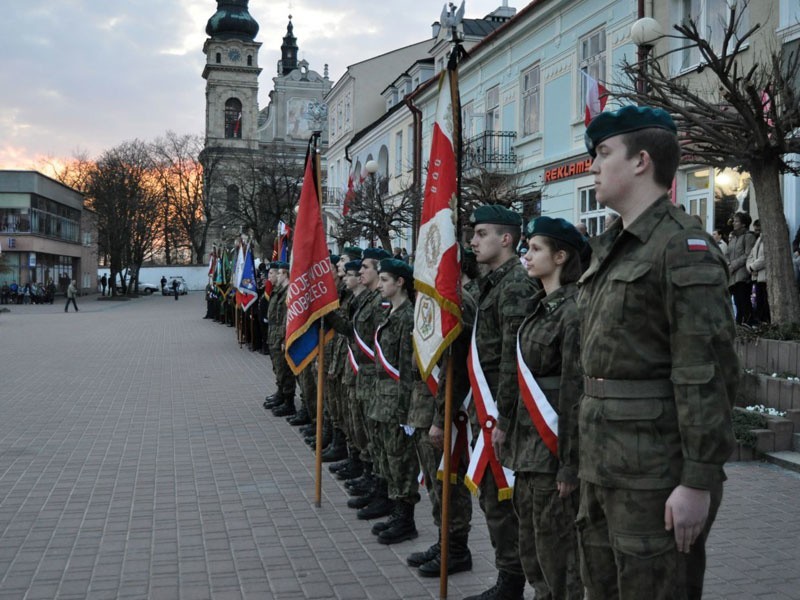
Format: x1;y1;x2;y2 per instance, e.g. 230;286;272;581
353;373;377;462
513;472;581;600
576;481;723;600
269;343;296;398
478;470;523;576
299;366;316;417
376;421;420;504
414;428;472;545
326;376;345;432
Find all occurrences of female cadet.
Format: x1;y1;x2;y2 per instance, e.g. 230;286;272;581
507;217;586;599
369;258;420;545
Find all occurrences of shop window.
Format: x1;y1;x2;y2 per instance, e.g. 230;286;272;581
579;186;607;237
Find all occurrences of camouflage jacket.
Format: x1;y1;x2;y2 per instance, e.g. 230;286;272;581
328;288;354;378
267;283;288;346
506;284;581;485
577;195;737;491
474;257;539;434
370;299;414;424
353;289;386;370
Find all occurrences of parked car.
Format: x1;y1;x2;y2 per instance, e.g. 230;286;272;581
138;282;160;295
162;277;188;295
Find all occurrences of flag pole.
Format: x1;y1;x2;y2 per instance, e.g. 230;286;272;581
440;354;455;599
312;134;325;508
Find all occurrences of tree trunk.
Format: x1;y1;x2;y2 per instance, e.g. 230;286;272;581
750;161;800;325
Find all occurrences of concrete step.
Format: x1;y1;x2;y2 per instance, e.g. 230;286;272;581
765;450;800;474
794;433;800;453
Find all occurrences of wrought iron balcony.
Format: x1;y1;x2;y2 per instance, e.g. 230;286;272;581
463;131;517;171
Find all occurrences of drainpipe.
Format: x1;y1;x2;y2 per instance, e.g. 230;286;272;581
404;89;424;253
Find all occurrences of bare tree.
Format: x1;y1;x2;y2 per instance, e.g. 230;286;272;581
337;174;417;251
615;1;800;324
459;162;532;239
151;132;210;264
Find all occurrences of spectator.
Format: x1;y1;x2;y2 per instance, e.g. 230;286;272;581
392;247;402;260
100;274;107;296
712;228;728;255
160;275;167;293
400;248;409;262
0;282;9;304
746;222;770;324
726;211;756;325
171;278;179;301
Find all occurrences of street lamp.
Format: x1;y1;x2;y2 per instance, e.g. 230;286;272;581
631;17;662;97
364;160;379;248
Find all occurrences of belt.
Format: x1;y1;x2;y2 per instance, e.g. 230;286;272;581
583;376;673;399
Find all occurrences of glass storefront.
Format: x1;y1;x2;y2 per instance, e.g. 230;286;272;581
0;252;75;292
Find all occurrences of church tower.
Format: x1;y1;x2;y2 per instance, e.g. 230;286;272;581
201;0;262;238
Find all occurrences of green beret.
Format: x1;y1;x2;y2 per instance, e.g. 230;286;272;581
342;246;363;259
585;105;677;157
362;247;391;261
525;216;585;250
270;261;290;270
344;260;362;273
329;254;340;266
378;258;413;280
469;204;522;227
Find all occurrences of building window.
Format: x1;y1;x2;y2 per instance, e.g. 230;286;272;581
579;186;607;237
345;97;351;126
406;124;414;167
216;52;221;63
224;98;243;138
395;131;403;176
247;55;253;66
579;29;606;115
338;104;343;134
462;101;474;139
486;85;500;132
521;63;541;136
676;0;749;71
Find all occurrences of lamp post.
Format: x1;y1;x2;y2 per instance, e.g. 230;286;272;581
365;160;379;248
630;17;663;97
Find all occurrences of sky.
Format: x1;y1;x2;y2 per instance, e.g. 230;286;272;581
0;0;509;171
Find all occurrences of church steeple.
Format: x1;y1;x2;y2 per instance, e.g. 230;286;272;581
206;0;260;41
280;16;298;75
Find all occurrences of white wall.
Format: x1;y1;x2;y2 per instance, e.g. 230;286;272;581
97;266;212;291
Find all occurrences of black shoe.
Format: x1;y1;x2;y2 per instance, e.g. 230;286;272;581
357;496;394;521
272;403;296;417
264;395;282;409
418;549;472;577
328;458;352;474
287;410;311;426
321;443;347;463
371;503;403;535
377;503;417;545
407;542;440;568
464;571;525;600
346;494;373;510
299;424;316;437
335;461;364;480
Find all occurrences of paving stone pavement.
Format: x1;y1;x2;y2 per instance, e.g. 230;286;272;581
0;294;798;600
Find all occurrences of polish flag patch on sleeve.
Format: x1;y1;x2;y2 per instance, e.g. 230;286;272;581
687;238;709;252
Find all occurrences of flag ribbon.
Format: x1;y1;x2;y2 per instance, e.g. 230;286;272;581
464;317;514;500
516;331;558;456
437;391;473;484
347;344;360;375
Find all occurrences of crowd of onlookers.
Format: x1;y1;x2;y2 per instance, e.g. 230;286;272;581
0;281;58;305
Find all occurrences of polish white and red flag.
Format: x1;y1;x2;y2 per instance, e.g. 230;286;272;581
343;171;355;216
583;71;609;127
412;68;462;384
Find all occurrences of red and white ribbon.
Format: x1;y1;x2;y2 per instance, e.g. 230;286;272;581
426;365;441;397
465;318;515;500
374;325;399;381
516;331;558;455
347;344;359;375
354;325;375;362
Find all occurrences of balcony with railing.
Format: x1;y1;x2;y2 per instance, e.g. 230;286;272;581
463;131;517;171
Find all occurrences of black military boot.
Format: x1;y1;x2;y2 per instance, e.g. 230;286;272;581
263;393;281;409
417;536;472;577
406;540;440;567
463;571;525;600
377;501;417;545
321;429;347;462
287;406;311;426
346;477;375;509
328;445;355;474
299;423;316;437
272;397;296;417
335;456;363;480
357;479;394;520
371;501;403;535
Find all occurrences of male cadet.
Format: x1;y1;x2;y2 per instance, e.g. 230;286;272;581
466;206;539;600
577;105;737;600
263;262;297;417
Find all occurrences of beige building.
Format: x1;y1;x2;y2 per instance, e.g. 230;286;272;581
0;170;98;295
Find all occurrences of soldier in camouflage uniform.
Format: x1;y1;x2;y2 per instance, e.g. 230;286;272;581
577;106;738;600
505;217;586;599
466;205;540;600
368;258;420;544
406;249;479;577
265;262;297;417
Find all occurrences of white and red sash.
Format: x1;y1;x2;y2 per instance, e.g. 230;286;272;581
347;344;359;375
516;331;558;455
437;391;473;484
465;318;515;500
425;365;441;397
374;325;399;381
354;323;375;362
